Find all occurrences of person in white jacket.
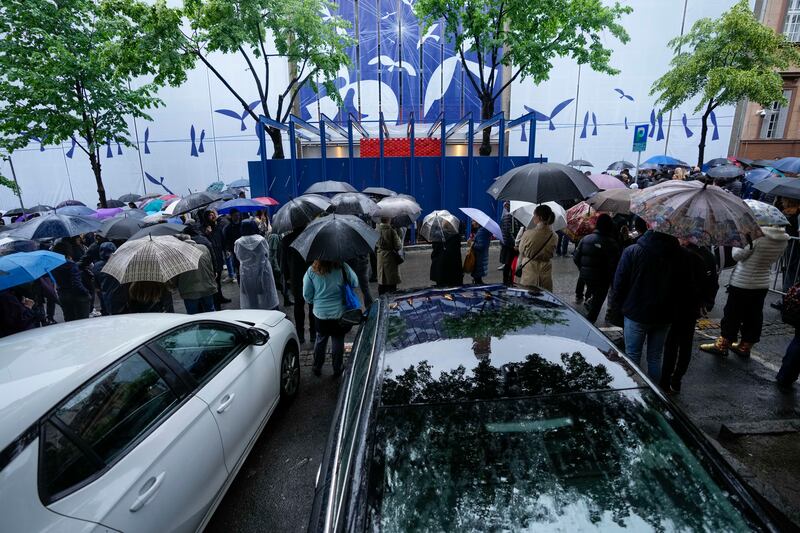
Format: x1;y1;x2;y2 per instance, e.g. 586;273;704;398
701;225;790;357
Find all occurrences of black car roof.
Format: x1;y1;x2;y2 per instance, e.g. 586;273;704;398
380;285;646;406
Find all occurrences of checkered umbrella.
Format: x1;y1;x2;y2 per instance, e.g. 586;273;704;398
102;235;202;283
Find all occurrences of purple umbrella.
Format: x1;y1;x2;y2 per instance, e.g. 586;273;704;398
91;207;124;220
588;173;627;190
459;207;504;243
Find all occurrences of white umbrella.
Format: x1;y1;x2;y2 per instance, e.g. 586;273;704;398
419;210;460;242
163;199;181;215
459;207;504;243
510;201;567;231
102;235;203;283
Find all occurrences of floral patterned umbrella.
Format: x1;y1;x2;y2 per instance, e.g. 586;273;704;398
744;199;790;227
565;202;601;241
631;180;762;247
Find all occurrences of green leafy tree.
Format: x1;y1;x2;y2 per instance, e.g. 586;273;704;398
0;0;187;207
173;0;352;159
0;153;20;196
651;0;800;167
414;0;631;155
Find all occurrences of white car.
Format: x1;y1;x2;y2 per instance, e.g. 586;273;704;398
0;310;300;533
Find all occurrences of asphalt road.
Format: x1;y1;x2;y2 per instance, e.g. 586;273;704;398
199;243;800;531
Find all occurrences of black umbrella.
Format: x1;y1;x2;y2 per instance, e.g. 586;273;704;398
707;164;745;180
567;159;593;167
105;199;125;208
172;191;220;215
705;158;730;169
9;213;102;240
129;223;187;240
26;204;54;213
290;214;378;262
303;180;357;195
606;160;635;171
272;195;332;234
3;208;25;217
118;193;142;203
362;186;397;198
487;162;600;203
98;217;145;240
733;157;754;166
330;192;379;216
0;238;38;255
751;159;777;168
754;176;800;200
119;208;148;219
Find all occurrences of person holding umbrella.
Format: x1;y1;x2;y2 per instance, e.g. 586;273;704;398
235;220;279;311
51;241;92;321
572;214;621;323
0;286;36;337
376;217;402;294
469;220;491;285
517;205;557;291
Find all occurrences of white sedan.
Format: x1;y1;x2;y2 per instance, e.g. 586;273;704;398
0;310;300;532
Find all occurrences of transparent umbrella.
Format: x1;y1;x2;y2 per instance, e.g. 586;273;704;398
374;196;422;227
271;195;332;234
419;210;460;242
9;213;102;240
303;180;357;195
171;191;220;215
330;192;379;217
587;188;633;214
510;201;567;231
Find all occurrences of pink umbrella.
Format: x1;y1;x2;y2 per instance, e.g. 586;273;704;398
588;173;626;190
253;196;280;206
91;207;123;220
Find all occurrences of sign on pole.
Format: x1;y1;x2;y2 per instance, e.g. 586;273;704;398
632;124;648;153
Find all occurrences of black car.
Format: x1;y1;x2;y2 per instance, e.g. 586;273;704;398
309;286;782;532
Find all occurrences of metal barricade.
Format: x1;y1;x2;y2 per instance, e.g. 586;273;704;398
771;235;800;295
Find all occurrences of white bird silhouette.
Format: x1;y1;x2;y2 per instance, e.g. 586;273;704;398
381;11;395;20
417;23;440;48
401;0;414;7
368;55;417;76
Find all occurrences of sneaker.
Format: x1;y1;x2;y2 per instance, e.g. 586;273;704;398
89;308;102;318
700;337;730;357
574;296;584;305
496;264;504;271
730;342;753;358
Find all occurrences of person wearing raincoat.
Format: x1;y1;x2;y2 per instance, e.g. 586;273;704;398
518;205;557;291
234;220;279;311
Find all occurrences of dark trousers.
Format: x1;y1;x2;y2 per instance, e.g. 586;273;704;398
184;296;215;315
60;292;91;322
777;329;800;385
502;248;517;286
313;318;347;373
294;301;316;342
556;231;570;256
720;286;768;343
585;280;610;324
213;269;225;306
369;251;378;282
575;277;587;299
378;284;397;295
661;316;697;386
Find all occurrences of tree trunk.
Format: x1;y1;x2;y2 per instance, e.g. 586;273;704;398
89;150;107;208
697;111;710;170
480;95;494;156
268;127;285;159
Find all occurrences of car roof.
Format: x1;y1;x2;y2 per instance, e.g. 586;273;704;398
381;286;646;406
0;313;199;450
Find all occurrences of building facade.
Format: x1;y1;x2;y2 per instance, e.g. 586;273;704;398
732;0;800;159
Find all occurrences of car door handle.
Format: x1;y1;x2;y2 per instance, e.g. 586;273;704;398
216;393;236;413
129;472;166;512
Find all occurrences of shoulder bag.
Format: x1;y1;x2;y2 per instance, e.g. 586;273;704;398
340;268;363;326
463;242;476;273
515;233;555;279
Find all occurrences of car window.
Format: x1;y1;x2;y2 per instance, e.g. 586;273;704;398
152;323;242;384
42;353;178;499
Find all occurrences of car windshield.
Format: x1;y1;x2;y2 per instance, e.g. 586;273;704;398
367;388;755;532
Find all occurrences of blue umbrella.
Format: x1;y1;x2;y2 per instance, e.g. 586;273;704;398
744;167;782;184
55;205;96;216
217;198;266;214
643;155;689;167
0;250;65;291
206;181;225;192
9;213;102;240
772;157;800;175
228;178;250;188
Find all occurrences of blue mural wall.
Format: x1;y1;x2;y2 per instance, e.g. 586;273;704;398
300;0;497;124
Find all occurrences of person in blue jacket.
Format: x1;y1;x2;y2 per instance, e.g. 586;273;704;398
470;221;491;285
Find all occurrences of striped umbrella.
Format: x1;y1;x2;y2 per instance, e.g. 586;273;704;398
102;235;203;283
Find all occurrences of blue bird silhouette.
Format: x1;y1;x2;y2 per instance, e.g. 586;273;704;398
591;112;598;136
190;125;198;157
198;129;205;153
29;137;45;152
580;111;589;139
106;140;113;158
624;117;629;130
656;111;664;141
145;172;174;195
649;110;656;138
523;98;574;132
215;100;260;131
710;111;719;141
614;88;634;101
144;127;151;154
116;141;122;156
255;122;264;156
65;137;76;158
682;113;694;138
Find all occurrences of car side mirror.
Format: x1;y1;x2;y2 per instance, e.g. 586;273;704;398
246;327;269;346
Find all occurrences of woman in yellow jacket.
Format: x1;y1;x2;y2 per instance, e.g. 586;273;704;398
518;204;557;291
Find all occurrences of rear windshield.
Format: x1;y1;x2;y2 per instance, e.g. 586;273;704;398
366;388;756;532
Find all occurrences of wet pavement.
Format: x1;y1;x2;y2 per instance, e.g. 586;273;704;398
57;243;799;530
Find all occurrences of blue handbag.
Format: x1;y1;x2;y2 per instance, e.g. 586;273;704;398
340;268;363;326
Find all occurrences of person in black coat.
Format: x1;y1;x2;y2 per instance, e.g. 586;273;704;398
573;214;621;323
430;232;463;287
283;228;315;344
499;202;520;286
223;209;243;281
199;209;231;306
51;241;92;321
660;243;718;392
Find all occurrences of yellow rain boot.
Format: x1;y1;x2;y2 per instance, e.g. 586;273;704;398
730;342;753;358
700;337;730;357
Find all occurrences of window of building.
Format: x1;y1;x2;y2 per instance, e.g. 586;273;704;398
785;0;800;42
760;89;793;140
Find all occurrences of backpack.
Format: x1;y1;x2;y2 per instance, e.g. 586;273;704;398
782;283;800;327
